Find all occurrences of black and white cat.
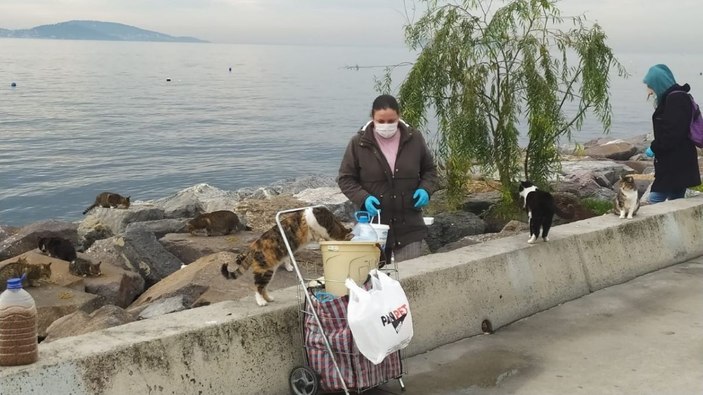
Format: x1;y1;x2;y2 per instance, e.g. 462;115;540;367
518;181;555;244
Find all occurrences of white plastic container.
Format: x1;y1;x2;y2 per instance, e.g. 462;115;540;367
319;241;380;297
0;277;38;366
351;211;378;242
369;223;389;249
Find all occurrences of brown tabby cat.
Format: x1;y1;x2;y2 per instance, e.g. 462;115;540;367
69;258;102;277
187;210;252;236
221;206;353;306
0;257;52;290
82;192;131;215
614;175;640;219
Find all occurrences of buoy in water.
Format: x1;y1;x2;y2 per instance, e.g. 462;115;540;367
10;82;16;87
166;78;172;82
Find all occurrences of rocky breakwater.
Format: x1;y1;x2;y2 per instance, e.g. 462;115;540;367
2;135;701;343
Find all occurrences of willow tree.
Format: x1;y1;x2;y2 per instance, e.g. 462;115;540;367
391;0;625;206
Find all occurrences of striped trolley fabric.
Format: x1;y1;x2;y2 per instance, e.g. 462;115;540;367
303;290;402;393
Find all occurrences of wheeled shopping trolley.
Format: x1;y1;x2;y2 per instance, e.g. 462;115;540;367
276;206;406;395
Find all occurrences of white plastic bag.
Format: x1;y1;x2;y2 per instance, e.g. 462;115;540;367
345;269;413;364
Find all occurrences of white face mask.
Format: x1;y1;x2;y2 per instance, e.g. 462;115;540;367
374;122;398;139
646;87;657;107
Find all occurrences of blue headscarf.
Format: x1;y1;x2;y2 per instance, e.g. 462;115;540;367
643;64;677;105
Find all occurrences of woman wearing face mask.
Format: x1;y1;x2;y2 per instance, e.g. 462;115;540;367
643;64;701;203
338;94;438;262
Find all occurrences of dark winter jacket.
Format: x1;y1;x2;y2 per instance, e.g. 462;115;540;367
650;84;701;192
337;121;439;250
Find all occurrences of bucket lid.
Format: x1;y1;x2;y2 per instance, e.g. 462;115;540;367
6;277;22;289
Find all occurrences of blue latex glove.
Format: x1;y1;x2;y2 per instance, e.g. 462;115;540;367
645;147;654;158
413;188;430;208
364;195;381;216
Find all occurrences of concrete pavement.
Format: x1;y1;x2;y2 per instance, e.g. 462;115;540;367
373;259;703;395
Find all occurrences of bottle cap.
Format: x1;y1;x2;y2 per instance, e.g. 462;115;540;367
355;211;371;223
6;278;22;290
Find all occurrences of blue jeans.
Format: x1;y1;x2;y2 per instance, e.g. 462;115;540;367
648;189;686;204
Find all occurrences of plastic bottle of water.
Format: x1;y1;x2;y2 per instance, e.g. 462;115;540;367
0;277;39;366
351;211;378;242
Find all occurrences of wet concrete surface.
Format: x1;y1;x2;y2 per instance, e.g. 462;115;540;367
368;259;703;395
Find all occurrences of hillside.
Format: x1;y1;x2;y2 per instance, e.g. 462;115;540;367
0;20;207;43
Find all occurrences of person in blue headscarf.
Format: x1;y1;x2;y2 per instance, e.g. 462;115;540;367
643;64;701;203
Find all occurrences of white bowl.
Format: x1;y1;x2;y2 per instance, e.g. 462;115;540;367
423;217;435;226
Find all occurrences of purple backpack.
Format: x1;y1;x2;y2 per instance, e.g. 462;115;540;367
671;91;703;148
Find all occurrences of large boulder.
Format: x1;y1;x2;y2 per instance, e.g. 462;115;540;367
558;160;634;186
28;284;105;338
622;160;654;174
124;218;189;239
3;251;85;291
294;187;356;222
0;226;9;243
555;171;617;201
78;204;165;249
268;175;338;195
85;228;183;287
0;220;79;261
136;295;188;320
584;141;637;161
43;305;134;343
426;211;486;252
159;231;261;265
152;183;240;219
83;261;145;308
552;192;599;222
462;191;502;216
130;248;321;314
128;251;240;314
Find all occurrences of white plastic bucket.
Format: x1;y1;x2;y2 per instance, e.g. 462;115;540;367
369;223;389;249
319;241;380;297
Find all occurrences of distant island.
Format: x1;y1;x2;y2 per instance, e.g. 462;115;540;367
0;20;207;43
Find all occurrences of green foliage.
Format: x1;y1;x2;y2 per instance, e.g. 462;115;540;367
581;198;613;215
690;184;703;193
385;0;626;206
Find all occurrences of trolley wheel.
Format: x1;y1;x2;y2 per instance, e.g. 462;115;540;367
289;366;320;395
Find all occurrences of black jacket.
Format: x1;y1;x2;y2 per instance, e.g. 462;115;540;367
338;121;439;250
650;84;701;192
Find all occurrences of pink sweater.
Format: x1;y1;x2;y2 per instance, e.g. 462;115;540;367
374;129;401;173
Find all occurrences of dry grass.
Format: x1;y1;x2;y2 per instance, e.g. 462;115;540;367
234;195;306;232
465;179;503;194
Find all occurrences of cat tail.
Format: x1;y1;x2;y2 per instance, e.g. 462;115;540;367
82;203;97;215
221;253;247;280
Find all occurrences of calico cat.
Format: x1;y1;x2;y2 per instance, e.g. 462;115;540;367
38;237;77;263
221;206;353;306
83;192;130;215
614;174;640;219
518;181;555;244
0;257;52;290
187;210;252;236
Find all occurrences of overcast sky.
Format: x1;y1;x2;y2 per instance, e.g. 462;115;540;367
0;0;699;52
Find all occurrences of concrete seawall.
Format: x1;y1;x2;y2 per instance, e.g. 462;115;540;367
2;197;702;394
